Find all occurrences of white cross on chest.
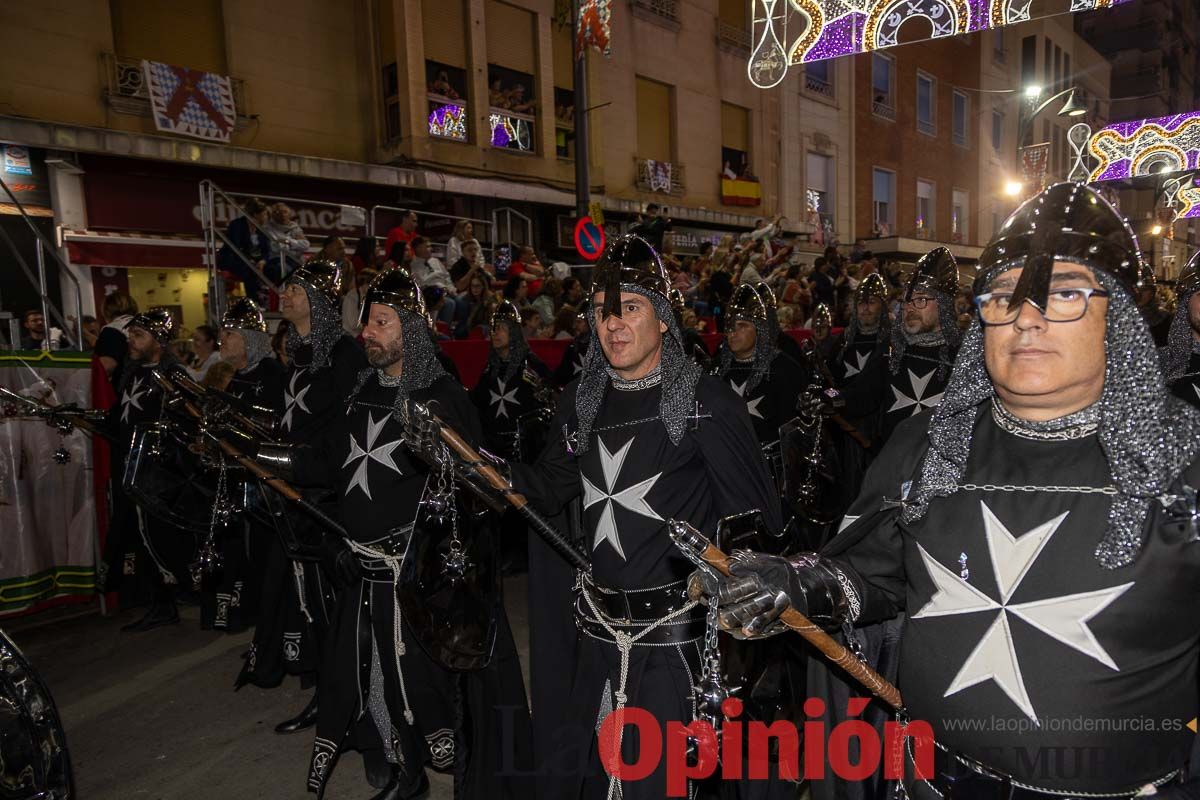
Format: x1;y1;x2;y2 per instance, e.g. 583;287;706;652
342;411;404;500
580;435;663;560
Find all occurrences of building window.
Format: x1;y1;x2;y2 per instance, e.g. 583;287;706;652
992;29;1005;63
917;72;936;136
873;168;895;234
426;61;469;142
992;109;1004;152
806;152;834;233
916;179;936;238
953;91;969;147
485;0;538;154
952;189;969;244
555;87;575;158
872;53;895;119
1021;36;1037;90
487;64;536;152
721;102;751;179
636;76;674;162
805;59;833;98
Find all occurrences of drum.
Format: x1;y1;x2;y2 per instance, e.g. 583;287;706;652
0;628;73;799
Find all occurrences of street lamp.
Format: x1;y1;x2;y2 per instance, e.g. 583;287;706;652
1152;224;1164;236
1014;86;1088;194
1004;181;1023;197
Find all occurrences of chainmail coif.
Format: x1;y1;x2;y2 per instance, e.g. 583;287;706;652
346;310;448;414
487;320;531;384
888;289;961;380
717;315;777;393
1161;290;1196;385
906;272;1200;568
573;286;701;455
284;280;342;370
239;329;273;373
837;302;890;366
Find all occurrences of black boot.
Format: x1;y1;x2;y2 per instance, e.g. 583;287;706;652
363;749;394;789
369;768;429;800
120;601;179;632
274;692;318;734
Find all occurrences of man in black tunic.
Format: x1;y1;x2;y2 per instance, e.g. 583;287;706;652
753;281;807;364
199;297;285;632
257;268;531;799
502;235;781;799
1162;255;1200;409
237;260;367;736
104;307;193;631
469;299;553;463
700;182;1200;799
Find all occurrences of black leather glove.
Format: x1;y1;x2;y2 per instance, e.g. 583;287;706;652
322;537;363;589
798;386;843;418
688;551;862;639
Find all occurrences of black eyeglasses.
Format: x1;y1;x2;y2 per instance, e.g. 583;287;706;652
904;295;936;310
974;287;1110;326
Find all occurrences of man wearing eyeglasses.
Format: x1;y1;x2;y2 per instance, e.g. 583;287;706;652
692;183;1200;799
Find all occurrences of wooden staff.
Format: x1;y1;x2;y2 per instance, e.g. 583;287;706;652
668;519;903;711
413;404;592;574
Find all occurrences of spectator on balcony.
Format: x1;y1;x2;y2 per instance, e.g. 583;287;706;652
382;240;410;272
450;239;493;293
446;220;484;270
561;276;584;308
94;292;138;388
738;253;766;285
383;210;419;260
508;245;545;295
551;307;579;340
263;202;309;281
778;263;813;324
507;84;535;114
411;236;468;336
80;315;100;350
314;235;355;293
430;70;460;100
519;307;543;340
629;203;671;250
341;268;378;335
722;160;738;180
489;79;509;109
19;310;64;350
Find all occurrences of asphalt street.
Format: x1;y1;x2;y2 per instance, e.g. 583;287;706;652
8;577;531;800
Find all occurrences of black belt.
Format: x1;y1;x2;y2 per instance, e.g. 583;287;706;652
574;579;705;646
911;741;1179;800
354;526;413;582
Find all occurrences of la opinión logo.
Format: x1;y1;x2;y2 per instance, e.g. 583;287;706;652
598;697;935;796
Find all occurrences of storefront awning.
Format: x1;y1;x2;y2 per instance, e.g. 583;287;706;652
64;231;208;269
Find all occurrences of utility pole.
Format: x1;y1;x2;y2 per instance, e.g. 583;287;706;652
572;1;591;217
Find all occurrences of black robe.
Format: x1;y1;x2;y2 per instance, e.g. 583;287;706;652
468;352;552;462
553;336;589;388
293;373;532;799
511;375;782;799
811;406;1200;799
200;356;286;633
101;356;195;605
239;335;366;688
878;344;955;444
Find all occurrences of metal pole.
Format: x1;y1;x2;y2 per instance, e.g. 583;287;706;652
572;0;591;218
35;240;51;351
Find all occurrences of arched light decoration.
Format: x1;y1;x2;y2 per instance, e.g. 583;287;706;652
1088;112;1200;183
748;0;1130;89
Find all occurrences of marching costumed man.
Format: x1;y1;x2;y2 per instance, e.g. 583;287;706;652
553;307;591;388
237;259;368;736
1161;254;1200;409
102;307;193;631
668;287;713;369
833;272;889;384
880;246;961;442
469;299;553;463
753;281;807;364
810;302;840;366
698;182;1200;800
198;297;285;632
255;268;531;799
502;234;782;798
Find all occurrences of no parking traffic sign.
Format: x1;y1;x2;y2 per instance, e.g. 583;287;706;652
574;217;606;262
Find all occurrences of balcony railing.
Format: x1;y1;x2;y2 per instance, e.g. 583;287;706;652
872;100;896;121
917;118;935;136
632;0;680;25
428;95;469;142
805;73;834;98
716;20;751;51
489;108;536;154
635;157;685;196
953;129;968;147
101;53;249;125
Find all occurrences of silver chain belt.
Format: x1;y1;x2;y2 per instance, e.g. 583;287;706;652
955;483;1119;496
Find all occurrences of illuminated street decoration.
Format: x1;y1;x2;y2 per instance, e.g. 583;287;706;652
1088;112;1200;182
489;113;534;152
428;103;468;141
577;0;612;56
749;0;1129;89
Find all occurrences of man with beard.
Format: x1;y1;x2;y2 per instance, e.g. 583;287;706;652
753;281;807;364
1161;255;1200;408
469;300;553;463
876;247;961;443
255;268;531;799
484;235;781;798
697;183;1200;800
237;260;367;737
810;302;840;367
199;297;285;633
833;273;889;383
102;308;193;631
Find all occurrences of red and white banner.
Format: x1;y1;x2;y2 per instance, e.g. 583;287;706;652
142;60;236;143
1020;143;1051;190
